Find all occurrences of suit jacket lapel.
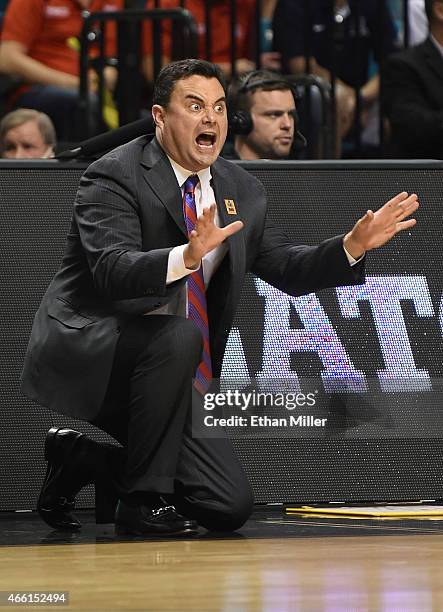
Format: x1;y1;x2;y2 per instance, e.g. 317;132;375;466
211;160;245;276
140;140;246;267
140;139;187;238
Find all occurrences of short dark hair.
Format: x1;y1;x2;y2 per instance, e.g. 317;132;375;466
425;0;437;23
227;70;295;113
153;59;227;107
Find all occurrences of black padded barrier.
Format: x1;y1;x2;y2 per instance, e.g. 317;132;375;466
1;159;443;511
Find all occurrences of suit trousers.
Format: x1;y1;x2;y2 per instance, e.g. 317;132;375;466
91;314;254;531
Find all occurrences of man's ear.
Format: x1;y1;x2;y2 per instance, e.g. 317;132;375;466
152;104;165;128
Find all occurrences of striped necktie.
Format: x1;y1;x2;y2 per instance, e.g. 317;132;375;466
182;175;212;393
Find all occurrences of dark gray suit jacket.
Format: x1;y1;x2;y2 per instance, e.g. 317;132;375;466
21;136;364;421
383;37;443;159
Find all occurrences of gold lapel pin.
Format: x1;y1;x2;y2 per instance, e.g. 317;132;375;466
224;199;237;215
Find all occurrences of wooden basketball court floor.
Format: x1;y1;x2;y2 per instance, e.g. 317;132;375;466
1;508;443;611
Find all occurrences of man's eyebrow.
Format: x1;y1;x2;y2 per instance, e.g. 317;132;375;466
185;93;205;103
262;108;296;114
184;94;227;104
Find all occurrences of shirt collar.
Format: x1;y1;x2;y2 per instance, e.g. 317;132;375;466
167;156;212;190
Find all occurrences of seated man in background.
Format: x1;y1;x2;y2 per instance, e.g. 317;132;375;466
223;70;297;160
272;0;398;157
0;108;56;158
383;0;443;159
0;0;121;140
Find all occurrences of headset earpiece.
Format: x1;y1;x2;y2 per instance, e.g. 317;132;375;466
229;109;254;136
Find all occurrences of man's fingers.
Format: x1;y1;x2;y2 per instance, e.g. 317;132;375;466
363;195;418;227
359;210;374;225
384;217;417;236
204;203;216;224
196;205;216;231
385;193;417;217
396;193;418;209
397;198;419;219
395;218;417;233
197;204;217;227
200;205;214;220
221;220;244;238
208;203;216;220
386;191;409;207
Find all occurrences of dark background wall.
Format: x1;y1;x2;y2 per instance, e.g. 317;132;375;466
1;159;443;511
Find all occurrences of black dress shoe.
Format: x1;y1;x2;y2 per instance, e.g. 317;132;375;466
115;499;199;536
37;427;94;531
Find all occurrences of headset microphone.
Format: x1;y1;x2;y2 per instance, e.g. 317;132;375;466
295;129;307;149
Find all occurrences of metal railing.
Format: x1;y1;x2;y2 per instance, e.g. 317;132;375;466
79;8;197;137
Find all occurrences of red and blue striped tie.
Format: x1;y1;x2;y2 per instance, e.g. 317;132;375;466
183;175;212;393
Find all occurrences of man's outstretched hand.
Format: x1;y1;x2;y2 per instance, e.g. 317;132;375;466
183;203;244;269
343;191;419;260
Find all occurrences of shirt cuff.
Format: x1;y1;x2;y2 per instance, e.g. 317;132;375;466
166;244;201;284
343;244;365;266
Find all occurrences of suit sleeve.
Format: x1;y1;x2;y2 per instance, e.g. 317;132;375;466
383;53;443;155
251;219;365;297
75;153;177;301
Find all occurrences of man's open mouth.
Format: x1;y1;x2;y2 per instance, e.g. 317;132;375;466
196;132;217;148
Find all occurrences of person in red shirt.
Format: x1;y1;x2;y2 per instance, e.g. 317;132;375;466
0;0;122;139
143;0;257;79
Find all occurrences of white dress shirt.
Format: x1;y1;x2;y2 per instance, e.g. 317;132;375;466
408;0;428;47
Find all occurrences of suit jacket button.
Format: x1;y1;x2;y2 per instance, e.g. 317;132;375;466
116;326;121;334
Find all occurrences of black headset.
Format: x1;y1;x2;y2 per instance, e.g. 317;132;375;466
228;72;299;136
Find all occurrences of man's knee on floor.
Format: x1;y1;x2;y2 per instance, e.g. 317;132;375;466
198;485;254;532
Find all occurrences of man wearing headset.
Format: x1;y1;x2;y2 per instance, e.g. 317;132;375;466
225;70;299;160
